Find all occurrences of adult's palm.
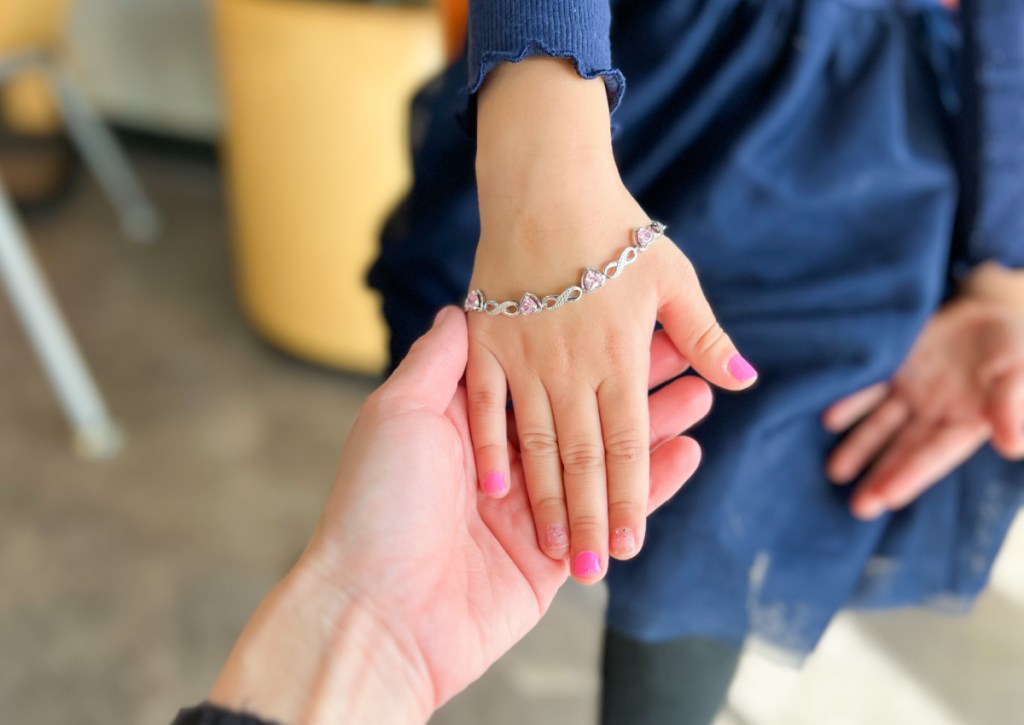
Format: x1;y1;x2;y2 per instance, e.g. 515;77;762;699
311;307;711;711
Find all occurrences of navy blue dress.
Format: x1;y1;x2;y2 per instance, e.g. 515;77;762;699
368;0;1024;658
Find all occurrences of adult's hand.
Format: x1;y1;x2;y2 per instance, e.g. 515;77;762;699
206;306;713;725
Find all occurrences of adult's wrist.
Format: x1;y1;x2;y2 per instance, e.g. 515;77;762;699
209;556;432;725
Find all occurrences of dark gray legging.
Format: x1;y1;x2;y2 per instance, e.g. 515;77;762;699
601;629;742;725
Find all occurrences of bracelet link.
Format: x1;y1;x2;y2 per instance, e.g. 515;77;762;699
464;221;666;318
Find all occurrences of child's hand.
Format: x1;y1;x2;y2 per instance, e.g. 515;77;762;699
823;297;1024;520
467;60;757;584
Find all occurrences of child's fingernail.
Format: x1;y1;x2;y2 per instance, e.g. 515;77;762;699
545;524;568;550
727;354;758;382
573;550;602;577
611;527;636;556
483;471;506;496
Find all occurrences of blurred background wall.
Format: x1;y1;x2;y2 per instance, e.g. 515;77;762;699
68;0;220;139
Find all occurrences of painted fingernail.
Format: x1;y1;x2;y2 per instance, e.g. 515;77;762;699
611;527;636;556
573;550;602;577
727;354;758;382
483;471;506;496
545;524;568;550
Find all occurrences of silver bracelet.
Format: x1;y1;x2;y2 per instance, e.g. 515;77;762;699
463;221;666;317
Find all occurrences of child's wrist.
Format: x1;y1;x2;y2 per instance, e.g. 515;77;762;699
475;57;615;185
959;261;1024;312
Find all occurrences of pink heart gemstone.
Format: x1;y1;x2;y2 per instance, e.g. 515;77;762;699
519;293;540;316
465;290;481;310
582;268;606;292
636;226;655;248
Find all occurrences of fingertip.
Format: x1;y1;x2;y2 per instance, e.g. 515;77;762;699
726;353;759;386
431;304;467;343
825;457;855;486
685;377;714;420
433;304;458;326
993;436;1024;461
851;500;886;521
381;306;467;412
677;435;702;473
850;491;888;521
648;436;702;513
821;408;844;434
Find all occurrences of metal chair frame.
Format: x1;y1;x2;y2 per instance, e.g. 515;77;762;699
0;49;161;457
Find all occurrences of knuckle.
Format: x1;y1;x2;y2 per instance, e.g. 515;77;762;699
608;499;645;524
474;441;506;460
560;441;606;475
692;320;727;357
568;512;605;537
603;337;642;371
519;429;559;459
530;494;567;516
468;386;505;416
604;433;646;467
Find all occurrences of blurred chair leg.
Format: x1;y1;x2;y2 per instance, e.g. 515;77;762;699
0;178;123;458
46;61;161;243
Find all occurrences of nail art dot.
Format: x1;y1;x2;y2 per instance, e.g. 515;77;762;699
545;524;568;549
611;527;636;555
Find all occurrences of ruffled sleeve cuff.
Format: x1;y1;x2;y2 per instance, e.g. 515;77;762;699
463;0;625;129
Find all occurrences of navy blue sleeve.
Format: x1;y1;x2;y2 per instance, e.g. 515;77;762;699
466;0;625;115
172;703;280;725
960;0;1024;269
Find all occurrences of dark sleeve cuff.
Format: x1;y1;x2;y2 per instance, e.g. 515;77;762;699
172;703;283;725
463;0;625;128
960;0;1024;270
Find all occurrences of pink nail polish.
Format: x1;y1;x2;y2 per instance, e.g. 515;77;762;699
573;550;602;577
611;527;636;555
727;354;758;382
483;471;506;496
545;524;568;550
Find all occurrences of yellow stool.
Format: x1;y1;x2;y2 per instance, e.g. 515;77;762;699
216;0;445;374
0;0;67;133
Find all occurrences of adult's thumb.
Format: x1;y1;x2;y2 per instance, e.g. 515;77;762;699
378;306;468;413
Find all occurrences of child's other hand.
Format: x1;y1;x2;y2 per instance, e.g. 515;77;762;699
823;297;1024;520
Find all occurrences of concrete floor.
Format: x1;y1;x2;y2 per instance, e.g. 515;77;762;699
1;149;1022;725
